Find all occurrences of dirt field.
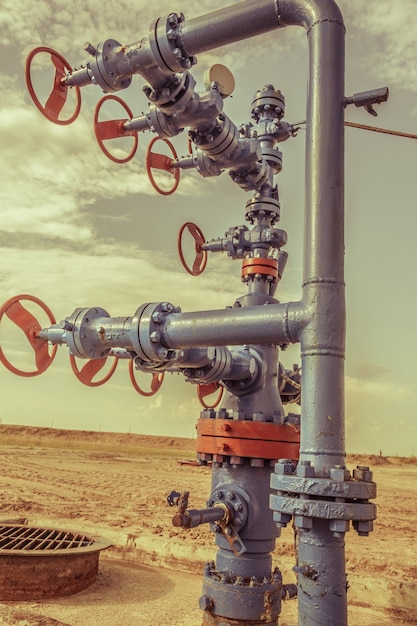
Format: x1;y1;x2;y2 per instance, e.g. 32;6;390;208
0;425;416;625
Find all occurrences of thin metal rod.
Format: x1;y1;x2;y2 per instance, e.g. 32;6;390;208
345;120;417;140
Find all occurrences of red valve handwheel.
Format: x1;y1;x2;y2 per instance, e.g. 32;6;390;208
128;359;164;397
146;136;180;196
94;95;139;164
69;354;118;387
0;294;57;377
25;46;81;125
197;382;224;409
177;222;208;276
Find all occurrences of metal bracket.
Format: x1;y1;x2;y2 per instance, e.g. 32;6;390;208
344;87;389;117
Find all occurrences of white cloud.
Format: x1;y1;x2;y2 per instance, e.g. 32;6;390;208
340;0;417;91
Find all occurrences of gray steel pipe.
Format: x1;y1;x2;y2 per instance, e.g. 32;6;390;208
181;2;346;624
162;302;307;348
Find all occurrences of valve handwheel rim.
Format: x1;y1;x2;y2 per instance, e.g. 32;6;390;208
146;136;180;196
128;359;164;397
197;382;224;409
177;222;208;276
94;95;139;164
0;294;58;377
69;354;118;387
25;46;81;125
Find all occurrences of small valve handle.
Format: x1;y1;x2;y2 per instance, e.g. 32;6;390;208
177;222;208;276
128;359;164;397
94;95;139;163
69;354;118;387
25;47;81;125
197;382;224;409
0;295;57;377
146;137;180;196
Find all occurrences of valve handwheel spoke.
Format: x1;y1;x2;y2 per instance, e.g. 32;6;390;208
0;295;57;377
94;95;138;163
25;46;81;125
69;354;118;387
128;359;164;397
197;382;224;409
177;222;208;276
146;137;180;196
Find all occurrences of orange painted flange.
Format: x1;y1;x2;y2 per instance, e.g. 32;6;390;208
196;419;300;460
241;257;278;279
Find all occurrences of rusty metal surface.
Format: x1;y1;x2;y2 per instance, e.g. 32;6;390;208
0;524;111;600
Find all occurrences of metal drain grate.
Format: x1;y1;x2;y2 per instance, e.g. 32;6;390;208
0;525;94;551
0;524;112;600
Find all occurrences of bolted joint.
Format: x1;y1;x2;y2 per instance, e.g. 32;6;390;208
297;461;315;478
329;519;350;537
330;466;351;482
353;466;373;482
353;520;374;537
275;458;295;475
294;514;313;531
199;594;214;611
273;511;292;528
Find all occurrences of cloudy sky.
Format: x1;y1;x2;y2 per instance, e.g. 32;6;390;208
1;0;416;456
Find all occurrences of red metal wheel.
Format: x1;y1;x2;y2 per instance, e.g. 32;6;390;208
94;95;138;164
146;137;180;196
0;294;57;377
177;222;208;276
25;46;81;125
128;359;164;397
197;382;224;409
69;354;118;387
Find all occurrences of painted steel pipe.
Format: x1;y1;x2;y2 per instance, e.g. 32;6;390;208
25;0;357;623
179;1;346;623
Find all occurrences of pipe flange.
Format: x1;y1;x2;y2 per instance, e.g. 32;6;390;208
201;565;282;622
149;14;196;74
143;71;196;114
271;472;377;501
270;462;377;535
65;307;111;359
206;487;248;532
192;116;240;159
131;302;180;363
230;160;269;191
182;346;232;385
262;147;283;172
245;195;281;224
251;85;285;122
87;39;132;92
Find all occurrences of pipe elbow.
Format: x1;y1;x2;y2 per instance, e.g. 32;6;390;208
277;0;345;32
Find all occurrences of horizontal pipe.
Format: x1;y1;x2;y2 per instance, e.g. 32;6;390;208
162;302;308;348
180;0;344;57
180;0;280;55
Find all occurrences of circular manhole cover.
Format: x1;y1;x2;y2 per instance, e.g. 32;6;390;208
0;524;112;600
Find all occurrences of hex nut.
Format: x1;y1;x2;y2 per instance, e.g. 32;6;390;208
353;467;373;482
294;515;313;530
353;520;374;535
275;459;294;475
330;467;351;482
297;464;315;478
273;511;292;528
329;519;350;534
199;595;214;611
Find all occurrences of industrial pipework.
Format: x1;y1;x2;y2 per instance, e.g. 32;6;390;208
0;0;387;624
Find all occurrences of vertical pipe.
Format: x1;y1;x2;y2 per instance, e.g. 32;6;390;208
181;2;347;623
282;5;347;624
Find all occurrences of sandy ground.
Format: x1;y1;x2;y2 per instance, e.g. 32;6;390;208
0;425;416;626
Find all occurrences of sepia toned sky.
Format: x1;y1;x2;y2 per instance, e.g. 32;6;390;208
1;0;416;456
